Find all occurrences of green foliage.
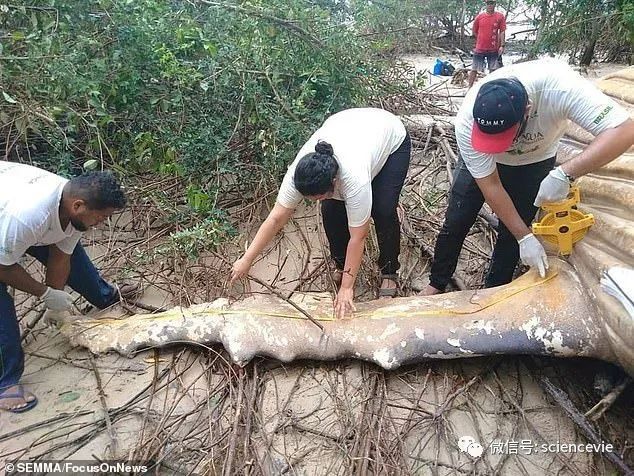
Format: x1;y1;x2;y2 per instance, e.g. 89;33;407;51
619;0;634;45
161;215;235;259
0;1;397;172
316;0;486;53
0;0;420;254
526;0;633;63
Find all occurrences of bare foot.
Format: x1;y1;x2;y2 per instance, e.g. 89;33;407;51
0;384;37;412
420;284;442;296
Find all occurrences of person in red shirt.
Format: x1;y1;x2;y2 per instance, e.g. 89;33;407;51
468;0;506;88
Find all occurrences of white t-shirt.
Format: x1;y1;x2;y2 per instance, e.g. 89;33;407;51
0;161;82;266
456;59;630;178
277;108;406;227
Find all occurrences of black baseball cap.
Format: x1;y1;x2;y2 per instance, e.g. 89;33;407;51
471;78;528;154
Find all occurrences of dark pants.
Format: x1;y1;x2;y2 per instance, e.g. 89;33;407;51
0;244;117;393
429;156;556;291
321;132;411;275
472;52;501;73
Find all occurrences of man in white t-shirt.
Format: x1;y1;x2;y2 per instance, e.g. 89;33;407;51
0;162;130;412
230;108;410;318
422;60;634;295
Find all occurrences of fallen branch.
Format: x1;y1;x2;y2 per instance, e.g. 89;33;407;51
199;1;324;48
212;250;325;332
585;377;632;421
526;358;632;475
89;353;118;458
223;367;245;476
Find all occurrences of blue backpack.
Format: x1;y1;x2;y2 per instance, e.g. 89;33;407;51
433;59;455;76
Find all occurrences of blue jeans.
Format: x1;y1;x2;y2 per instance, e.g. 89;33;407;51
0;244;117;393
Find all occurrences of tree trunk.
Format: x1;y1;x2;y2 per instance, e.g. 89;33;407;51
579;38;597;66
579;17;600;66
529;0;549;59
460;0;466;49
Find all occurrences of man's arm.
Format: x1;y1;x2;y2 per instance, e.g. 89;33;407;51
46;244;72;290
472;15;480;37
475;170;549;277
535;119;634;205
558;71;634;178
498;29;506;54
561;119;634;178
475;170;530;239
0;218;47;295
0;263;47;297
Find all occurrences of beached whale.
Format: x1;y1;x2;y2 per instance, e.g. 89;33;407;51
58;67;634;376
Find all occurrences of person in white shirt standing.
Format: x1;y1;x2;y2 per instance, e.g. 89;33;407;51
422;60;634;295
230;108;411;318
0;162;130;412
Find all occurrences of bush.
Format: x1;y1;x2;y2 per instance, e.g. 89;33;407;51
0;1;439;256
0;1;407;203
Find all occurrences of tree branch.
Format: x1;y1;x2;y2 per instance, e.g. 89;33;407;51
198;1;324;48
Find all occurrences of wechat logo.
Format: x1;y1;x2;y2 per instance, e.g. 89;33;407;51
458;435;484;457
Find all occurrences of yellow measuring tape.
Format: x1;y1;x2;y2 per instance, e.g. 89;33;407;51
90;271;558;326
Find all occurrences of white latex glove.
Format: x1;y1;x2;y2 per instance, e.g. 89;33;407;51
41;286;74;311
534;166;570;206
518;233;549;278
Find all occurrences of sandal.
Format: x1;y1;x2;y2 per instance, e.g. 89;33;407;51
0;384;38;413
332;269;343;288
115;282;143;301
379;274;399;298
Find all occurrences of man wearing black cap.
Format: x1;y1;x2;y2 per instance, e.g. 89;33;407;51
422;59;634;296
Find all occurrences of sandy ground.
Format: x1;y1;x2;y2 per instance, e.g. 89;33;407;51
400;53;627;109
0;55;632;475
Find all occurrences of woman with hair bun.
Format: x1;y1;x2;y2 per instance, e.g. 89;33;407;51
230;108;410;319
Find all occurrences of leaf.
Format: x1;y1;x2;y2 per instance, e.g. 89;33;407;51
83;159;99;171
59;391;80;403
2;91;16;103
203;42;218;55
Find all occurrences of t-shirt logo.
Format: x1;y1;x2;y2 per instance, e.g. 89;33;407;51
593;105;613;125
507;145;540;156
520;132;544;142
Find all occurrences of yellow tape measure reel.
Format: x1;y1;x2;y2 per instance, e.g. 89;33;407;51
532;186;594;255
